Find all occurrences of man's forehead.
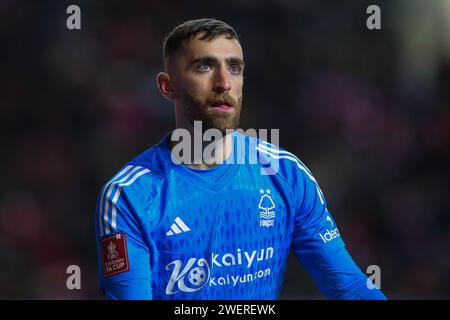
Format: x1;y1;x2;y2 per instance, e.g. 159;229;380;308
180;34;243;60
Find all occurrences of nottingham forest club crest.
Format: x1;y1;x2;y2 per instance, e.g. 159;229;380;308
258;189;275;227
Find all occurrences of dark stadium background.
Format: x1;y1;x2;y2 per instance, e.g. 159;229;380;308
1;0;450;299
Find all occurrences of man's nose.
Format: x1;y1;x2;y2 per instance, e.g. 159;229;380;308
213;66;231;93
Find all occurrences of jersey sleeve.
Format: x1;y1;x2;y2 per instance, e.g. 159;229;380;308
307;248;387;300
288;158;386;299
103;279;153;300
95;165;153;299
290;161;345;267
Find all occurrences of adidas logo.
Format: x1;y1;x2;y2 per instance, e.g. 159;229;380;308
166;216;191;236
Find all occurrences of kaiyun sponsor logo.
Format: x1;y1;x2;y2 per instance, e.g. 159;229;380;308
165;247;274;295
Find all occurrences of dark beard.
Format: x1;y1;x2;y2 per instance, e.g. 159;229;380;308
179;92;242;134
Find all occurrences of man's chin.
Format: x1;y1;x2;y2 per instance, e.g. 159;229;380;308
203;114;239;133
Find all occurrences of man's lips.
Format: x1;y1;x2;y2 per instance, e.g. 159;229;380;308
210;102;235;113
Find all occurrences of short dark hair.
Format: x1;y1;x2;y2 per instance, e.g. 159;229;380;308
162;18;240;70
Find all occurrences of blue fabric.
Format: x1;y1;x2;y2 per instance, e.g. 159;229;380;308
300;246;386;299
95;131;386;300
104;279;152;300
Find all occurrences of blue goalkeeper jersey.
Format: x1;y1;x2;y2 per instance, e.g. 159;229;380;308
95;131;386;300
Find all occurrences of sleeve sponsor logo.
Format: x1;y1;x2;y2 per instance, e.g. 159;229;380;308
319;215;341;243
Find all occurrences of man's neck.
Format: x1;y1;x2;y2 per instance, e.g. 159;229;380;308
169;126;234;170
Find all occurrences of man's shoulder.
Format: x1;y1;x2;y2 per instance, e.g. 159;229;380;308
239;133;315;183
255;139;309;169
129;143;168;177
101;141;169;192
235;131;302;162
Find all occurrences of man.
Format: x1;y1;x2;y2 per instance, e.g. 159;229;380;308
95;18;386;300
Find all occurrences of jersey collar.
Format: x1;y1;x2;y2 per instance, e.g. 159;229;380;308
158;130;241;191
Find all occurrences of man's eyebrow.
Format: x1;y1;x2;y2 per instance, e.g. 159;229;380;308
226;57;245;68
187;56;245;69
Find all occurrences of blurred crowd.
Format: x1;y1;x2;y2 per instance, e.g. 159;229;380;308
1;0;449;299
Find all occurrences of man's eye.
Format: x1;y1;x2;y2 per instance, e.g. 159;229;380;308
198;64;211;72
229;65;242;74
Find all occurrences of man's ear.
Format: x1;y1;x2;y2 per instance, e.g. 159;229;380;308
156;72;178;100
